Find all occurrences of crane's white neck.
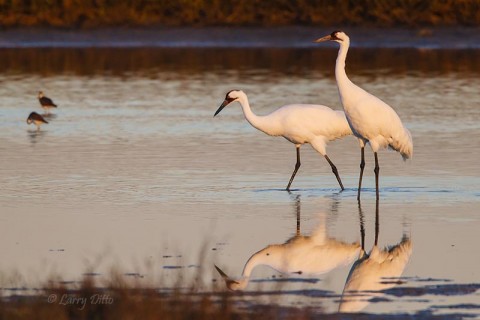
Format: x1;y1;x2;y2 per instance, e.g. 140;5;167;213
242;249;265;278
335;38;352;88
236;94;277;136
226;248;269;290
241;245;286;280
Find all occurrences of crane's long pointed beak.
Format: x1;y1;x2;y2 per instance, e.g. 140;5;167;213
214;264;229;279
214;100;230;117
314;35;332;43
214;265;240;284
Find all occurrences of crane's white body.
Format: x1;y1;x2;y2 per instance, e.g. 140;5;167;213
215;214;360;290
329;32;413;159
315;31;413;198
214;90;352;190
219;90;351;156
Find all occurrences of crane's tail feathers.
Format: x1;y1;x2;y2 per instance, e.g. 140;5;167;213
389;127;413;161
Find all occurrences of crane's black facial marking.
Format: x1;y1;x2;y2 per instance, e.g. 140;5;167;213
226;89;239;95
331;30;343;41
214;90;240;117
225;89;240;102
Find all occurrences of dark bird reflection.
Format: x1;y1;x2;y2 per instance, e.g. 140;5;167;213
215;195;360;291
27;128;47;145
338;199;413;313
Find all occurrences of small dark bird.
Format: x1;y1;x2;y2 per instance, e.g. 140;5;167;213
27;112;48;130
38;91;58;113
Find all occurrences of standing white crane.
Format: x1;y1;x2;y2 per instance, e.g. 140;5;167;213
214;90;352;191
315;31;413;200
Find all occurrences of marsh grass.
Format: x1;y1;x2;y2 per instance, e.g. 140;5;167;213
0;242;318;320
0;269;317;320
0;0;480;28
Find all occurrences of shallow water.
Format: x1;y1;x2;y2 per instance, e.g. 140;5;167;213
0;34;479;317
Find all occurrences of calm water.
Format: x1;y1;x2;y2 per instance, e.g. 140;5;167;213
0;31;479;317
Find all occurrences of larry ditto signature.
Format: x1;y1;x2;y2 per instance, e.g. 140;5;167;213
47;293;114;310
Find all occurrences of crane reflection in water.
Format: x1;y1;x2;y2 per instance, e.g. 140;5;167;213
215;195;360;291
338;199;413;313
215;196;413;314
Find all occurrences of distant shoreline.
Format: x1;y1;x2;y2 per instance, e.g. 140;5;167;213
0;27;479;49
1;1;479;29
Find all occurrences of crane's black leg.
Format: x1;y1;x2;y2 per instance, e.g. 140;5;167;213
324;155;344;190
286;146;301;191
374;152;380;200
357;147;365;200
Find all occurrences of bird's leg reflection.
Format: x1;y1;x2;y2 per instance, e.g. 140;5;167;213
294;195;301;236
27;129;46;145
374;198;380;246
286;193;302;236
324;190;342;221
357;200;366;251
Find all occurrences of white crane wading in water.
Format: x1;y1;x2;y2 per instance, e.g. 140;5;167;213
315;31;413;200
214;89;352;191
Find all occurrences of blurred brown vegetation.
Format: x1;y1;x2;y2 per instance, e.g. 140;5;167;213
0;273;315;320
0;0;480;28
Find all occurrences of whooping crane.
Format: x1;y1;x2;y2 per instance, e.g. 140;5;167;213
214;90;352;191
315;31;413;200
